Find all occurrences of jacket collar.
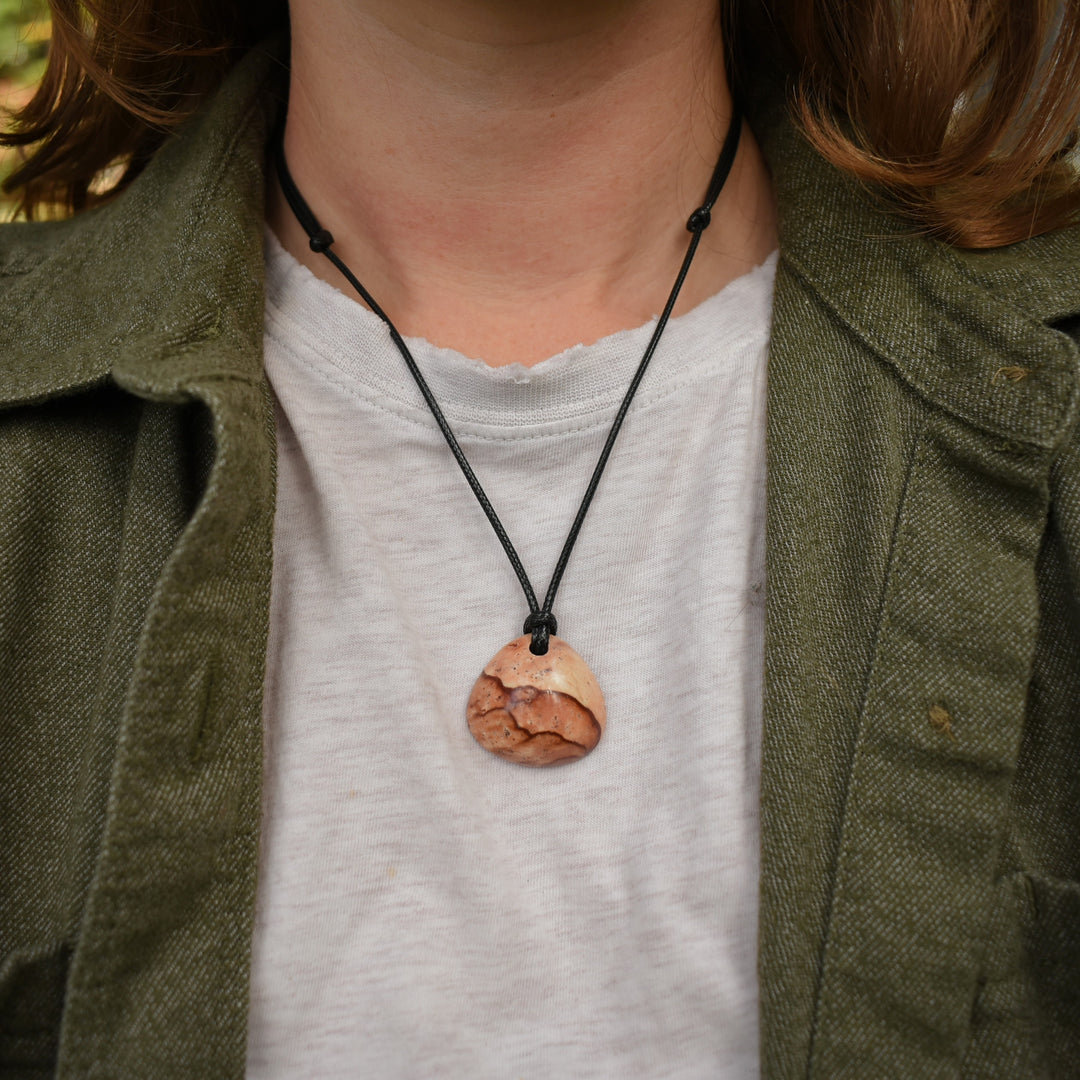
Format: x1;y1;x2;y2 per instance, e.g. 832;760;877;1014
3;41;1079;447
745;80;1080;452
0;42;285;410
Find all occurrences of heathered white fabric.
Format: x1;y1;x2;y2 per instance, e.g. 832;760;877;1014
246;228;777;1079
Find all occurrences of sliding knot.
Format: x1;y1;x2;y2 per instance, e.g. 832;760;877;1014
523;611;558;655
309;228;334;253
686;207;711;233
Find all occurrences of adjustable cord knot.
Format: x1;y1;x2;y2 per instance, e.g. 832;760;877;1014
523;611;558;655
309;228;334;253
686;206;711;233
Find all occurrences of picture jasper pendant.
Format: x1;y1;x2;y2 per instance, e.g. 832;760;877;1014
467;635;606;766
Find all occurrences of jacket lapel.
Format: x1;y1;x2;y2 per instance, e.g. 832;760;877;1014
0;44;287;1078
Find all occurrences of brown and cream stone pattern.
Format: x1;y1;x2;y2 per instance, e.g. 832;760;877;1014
466;635;606;766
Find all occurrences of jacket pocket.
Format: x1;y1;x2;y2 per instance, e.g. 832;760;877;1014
963;870;1080;1078
0;940;71;1075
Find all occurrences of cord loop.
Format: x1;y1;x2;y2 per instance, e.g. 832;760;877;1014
274;105;742;656
523;611;558;655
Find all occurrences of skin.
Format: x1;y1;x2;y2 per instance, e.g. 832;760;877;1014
268;0;779;367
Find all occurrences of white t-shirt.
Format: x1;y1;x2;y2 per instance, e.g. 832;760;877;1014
246;228;777;1078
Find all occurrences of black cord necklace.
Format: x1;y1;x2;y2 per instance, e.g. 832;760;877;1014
274;108;743;766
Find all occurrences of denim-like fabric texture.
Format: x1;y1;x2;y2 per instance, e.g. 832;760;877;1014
2;40;1080;1080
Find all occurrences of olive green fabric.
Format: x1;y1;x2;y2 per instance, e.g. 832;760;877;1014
2;40;1080;1080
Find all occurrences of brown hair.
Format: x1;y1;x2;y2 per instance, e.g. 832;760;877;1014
3;0;1079;248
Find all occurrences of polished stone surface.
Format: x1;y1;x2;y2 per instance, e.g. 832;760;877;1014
466;635;606;766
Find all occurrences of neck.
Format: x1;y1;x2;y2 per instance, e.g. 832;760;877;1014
270;0;778;366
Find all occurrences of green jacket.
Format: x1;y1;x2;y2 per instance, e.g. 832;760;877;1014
3;41;1080;1080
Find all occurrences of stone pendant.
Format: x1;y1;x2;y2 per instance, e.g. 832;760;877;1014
466;635;606;766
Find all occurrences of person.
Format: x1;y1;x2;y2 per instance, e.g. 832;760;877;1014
2;1;1079;1076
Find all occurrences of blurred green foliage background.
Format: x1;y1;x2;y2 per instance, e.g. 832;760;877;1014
1;0;48;85
1;0;50;211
